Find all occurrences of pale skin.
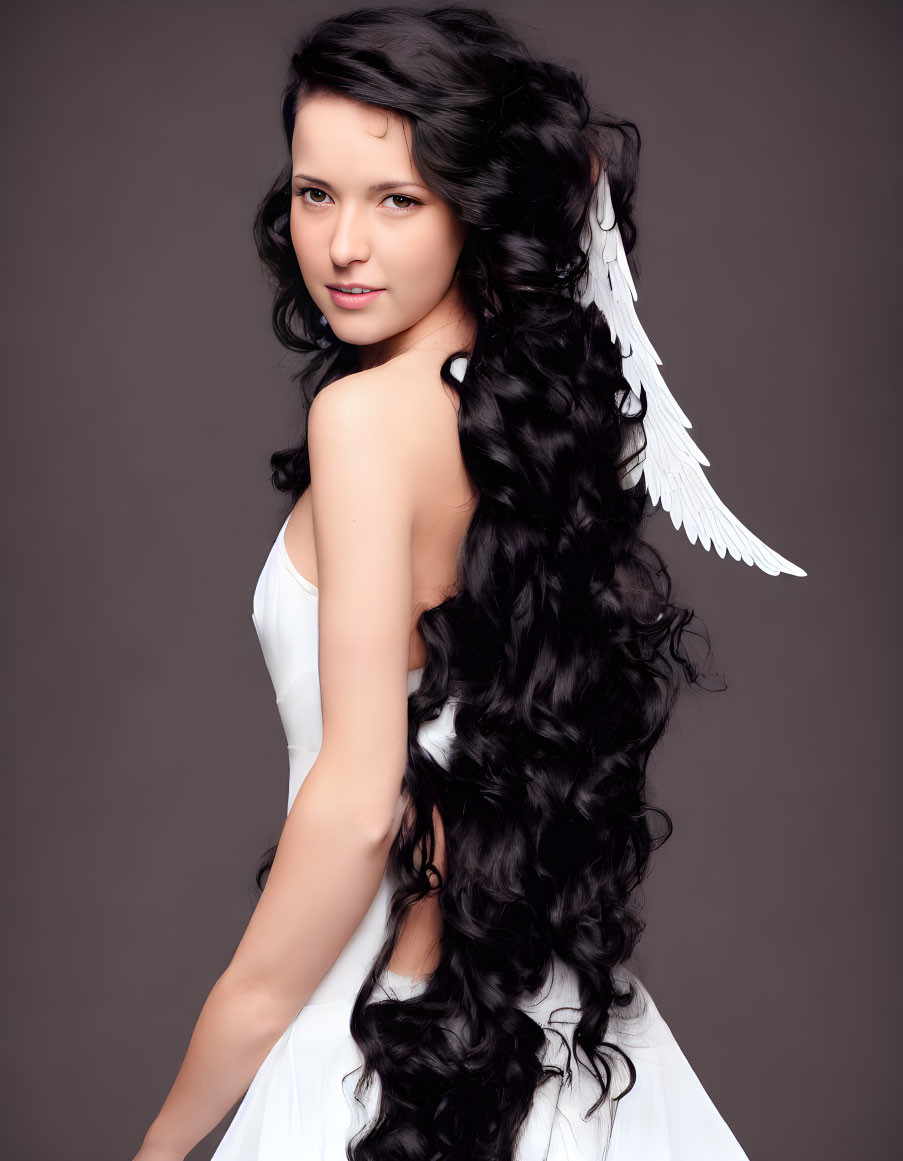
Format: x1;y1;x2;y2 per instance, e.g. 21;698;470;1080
133;93;477;1159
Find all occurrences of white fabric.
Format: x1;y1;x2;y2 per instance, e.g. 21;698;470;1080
212;508;751;1159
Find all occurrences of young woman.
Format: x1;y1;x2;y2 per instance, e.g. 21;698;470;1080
134;6;803;1159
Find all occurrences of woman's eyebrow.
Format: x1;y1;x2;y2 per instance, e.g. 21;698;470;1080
292;172;428;192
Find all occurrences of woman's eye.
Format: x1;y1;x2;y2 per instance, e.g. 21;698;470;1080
383;194;418;211
296;187;331;205
294;187;419;212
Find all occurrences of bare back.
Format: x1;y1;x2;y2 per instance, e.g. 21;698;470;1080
282;348;477;669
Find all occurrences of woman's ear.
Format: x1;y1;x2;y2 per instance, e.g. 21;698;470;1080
589;151;601;186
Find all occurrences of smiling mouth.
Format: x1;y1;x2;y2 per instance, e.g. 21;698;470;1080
327;284;385;294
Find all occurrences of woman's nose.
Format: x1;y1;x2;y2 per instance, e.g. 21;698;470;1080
329;206;371;268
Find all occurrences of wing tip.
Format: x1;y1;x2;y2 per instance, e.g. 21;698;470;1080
660;498;808;579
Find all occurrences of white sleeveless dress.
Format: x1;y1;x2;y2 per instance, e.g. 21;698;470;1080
212;370;751;1160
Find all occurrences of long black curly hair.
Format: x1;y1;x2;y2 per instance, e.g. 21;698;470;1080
251;5;720;1157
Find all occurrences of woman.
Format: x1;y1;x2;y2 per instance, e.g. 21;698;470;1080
134;6;803;1159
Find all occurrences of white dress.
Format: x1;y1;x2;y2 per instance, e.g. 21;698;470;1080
212;483;752;1161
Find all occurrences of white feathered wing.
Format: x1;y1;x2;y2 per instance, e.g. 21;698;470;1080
578;165;806;578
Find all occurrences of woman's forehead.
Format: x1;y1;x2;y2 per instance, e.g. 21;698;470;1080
292;93;412;162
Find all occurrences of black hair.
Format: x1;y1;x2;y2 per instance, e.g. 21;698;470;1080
251;6;719;1157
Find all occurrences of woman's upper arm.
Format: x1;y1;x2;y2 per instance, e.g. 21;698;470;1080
301;371;419;838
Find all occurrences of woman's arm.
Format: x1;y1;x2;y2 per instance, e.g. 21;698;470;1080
136;812;400;1158
136;369;421;1158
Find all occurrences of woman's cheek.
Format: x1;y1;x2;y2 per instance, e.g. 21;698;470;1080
406;234;457;291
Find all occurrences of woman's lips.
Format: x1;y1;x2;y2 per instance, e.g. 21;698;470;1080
327;287;386;309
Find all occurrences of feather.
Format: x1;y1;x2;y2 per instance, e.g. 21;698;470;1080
577;165;806;578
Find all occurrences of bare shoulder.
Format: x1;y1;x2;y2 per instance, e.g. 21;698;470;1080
312;350;460;414
309;351;462;477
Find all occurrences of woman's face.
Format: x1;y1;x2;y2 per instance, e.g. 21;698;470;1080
290;92;469;362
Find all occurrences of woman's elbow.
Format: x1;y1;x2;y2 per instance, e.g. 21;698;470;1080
302;762;403;848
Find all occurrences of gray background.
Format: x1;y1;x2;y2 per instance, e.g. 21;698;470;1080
2;0;900;1157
